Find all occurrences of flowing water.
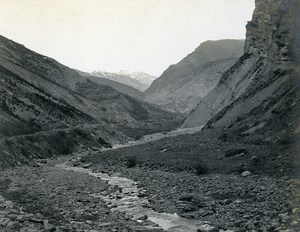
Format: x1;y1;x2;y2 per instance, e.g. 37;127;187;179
56;163;215;232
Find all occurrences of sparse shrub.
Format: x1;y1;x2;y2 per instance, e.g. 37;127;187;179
276;138;293;145
58;130;66;137
218;133;228;142
126;156;137;168
194;161;208;175
236;116;243;122
73;128;88;139
97;137;112;148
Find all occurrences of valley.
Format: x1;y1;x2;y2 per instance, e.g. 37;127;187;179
0;0;300;231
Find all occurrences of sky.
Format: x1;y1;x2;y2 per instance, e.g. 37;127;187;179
0;0;255;76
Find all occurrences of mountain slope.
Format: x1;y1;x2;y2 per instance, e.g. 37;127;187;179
144;40;245;113
91;70;156;92
183;0;300;139
76;70;143;99
0;34;183;167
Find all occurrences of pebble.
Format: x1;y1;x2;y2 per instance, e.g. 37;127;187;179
16;215;26;223
136;215;148;220
241;171;252;177
8;213;18;220
6;221;21;230
197;224;218;232
292;208;300;214
0;217;10;227
279;213;289;221
4;201;14;209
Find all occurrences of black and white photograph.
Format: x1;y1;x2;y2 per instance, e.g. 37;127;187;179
0;0;299;231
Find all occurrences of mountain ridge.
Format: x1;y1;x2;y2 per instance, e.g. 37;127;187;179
144;39;245;112
91;70;156;92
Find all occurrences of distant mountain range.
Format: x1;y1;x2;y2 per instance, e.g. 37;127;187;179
90;70;156;92
144;39;245;113
75;70;144;99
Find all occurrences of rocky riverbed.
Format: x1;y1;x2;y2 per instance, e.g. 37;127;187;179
0;128;299;232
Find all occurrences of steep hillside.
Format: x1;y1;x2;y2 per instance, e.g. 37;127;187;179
184;0;300;139
76;70;143;99
144;40;244;113
91;70;156;92
0;35;182;168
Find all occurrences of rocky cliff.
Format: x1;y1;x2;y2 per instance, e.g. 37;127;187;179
144;40;244;113
184;0;300;138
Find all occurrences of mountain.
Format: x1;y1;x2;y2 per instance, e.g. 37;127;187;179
91;70;156;92
118;70;156;89
144;40;245;113
0;35;182;167
183;0;300;138
76;70;143;99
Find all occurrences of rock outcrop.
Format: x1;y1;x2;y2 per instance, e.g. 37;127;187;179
183;0;300;138
144;40;244;113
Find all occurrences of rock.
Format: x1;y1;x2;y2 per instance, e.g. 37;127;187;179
136;215;148;220
225;149;249;158
292;208;300;214
43;220;56;232
197;224;218;232
25;213;35;220
138;191;146;197
8;213;17;220
35;213;44;219
278;213;289;221
0;210;9;216
6;221;20;230
241;171;252;177
16;215;26;223
83;163;93;168
4;201;14;209
9;209;19;214
49;193;56;199
29;217;44;223
0;218;10;227
40;159;48;164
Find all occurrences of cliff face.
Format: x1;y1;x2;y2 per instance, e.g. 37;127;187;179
184;0;300;137
144;40;244;113
245;0;300;61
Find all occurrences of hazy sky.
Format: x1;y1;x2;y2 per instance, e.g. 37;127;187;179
0;0;255;76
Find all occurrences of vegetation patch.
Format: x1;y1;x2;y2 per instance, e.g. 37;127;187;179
194;161;208;175
125;156;137;168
